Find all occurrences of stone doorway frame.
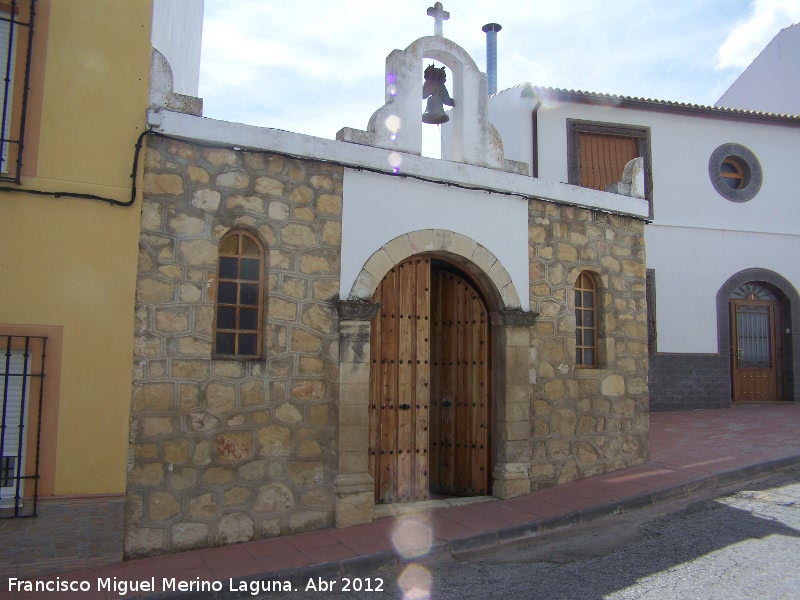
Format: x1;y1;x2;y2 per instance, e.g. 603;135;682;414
334;230;538;527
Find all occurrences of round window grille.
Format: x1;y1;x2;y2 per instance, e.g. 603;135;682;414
709;143;762;202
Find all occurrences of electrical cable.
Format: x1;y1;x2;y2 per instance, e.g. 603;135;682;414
0;127;650;223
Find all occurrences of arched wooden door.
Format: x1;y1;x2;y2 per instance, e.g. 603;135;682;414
369;257;491;504
730;283;785;402
429;268;491;497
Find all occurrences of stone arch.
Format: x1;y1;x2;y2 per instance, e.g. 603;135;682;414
336;36;513;171
335;231;536;527
716;268;800;403
348;229;521;311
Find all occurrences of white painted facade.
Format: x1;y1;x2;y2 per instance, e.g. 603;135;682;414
340;169;529;309
490;87;800;354
717;23;800;116
151;0;204;97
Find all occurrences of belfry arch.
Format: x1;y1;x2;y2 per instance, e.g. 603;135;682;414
335;231;537;527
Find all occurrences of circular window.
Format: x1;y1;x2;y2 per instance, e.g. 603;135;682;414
709;143;762;202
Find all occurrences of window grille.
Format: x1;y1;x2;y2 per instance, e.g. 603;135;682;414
1;334;46;518
0;0;36;183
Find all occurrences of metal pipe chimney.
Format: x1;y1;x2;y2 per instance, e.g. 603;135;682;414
482;23;502;95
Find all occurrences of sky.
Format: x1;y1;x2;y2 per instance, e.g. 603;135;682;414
198;0;800;143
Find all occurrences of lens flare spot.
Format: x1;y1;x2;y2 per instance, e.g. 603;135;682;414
398;564;432;600
391;515;432;559
387;73;397;84
385;115;401;133
388;152;402;172
388;84;398;97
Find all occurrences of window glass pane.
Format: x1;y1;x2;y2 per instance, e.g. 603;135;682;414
720;161;738;174
575;290;582;308
576;311;582;327
575;329;583;346
583;291;594;308
584;349;594;366
216;333;235;355
576;348;582;364
238;334;258;356
219;256;238;279
240;283;259;306
240;258;260;281
239;308;258;331
585;329;594;346
218;282;237;304
584;311;594;327
219;235;238;255
217;307;236;329
241;236;259;256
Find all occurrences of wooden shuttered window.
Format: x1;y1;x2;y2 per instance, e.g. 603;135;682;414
578;132;639;193
567;120;652;218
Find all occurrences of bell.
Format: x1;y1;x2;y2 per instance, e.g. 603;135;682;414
422;94;449;124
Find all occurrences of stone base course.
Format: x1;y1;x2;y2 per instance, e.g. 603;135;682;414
0;495;124;583
649;353;730;411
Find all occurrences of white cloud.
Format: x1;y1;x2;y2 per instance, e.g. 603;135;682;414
716;0;800;69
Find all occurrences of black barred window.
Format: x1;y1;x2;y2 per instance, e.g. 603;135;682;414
1;334;46;517
1;1;35;182
213;230;265;359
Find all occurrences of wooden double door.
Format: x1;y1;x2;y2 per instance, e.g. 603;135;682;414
730;299;784;402
369;257;491;504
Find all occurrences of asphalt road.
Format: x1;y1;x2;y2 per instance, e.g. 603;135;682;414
301;468;800;600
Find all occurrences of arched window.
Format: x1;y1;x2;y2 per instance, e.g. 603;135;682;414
213;230;265;359
575;272;598;368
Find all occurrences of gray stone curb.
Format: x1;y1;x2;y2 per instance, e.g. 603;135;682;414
142;454;800;599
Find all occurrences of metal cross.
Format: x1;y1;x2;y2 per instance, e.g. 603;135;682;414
427;2;450;37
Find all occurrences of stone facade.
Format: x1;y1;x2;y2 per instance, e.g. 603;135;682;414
527;200;649;487
127;136;342;557
126;135;649;557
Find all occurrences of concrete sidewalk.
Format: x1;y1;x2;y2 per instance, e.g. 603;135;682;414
4;404;800;599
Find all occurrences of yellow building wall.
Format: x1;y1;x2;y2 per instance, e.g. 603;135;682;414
0;1;154;494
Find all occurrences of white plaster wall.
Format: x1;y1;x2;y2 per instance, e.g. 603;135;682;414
341;169;530;311
151;0;204;96
717;24;800;115
647;224;800;353
531;101;800;235
488;85;536;176
490;94;800;355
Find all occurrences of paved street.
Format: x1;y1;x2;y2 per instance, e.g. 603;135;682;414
316;468;800;600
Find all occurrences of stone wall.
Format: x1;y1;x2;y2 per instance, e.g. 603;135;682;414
528;200;649;487
127;136;342;557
